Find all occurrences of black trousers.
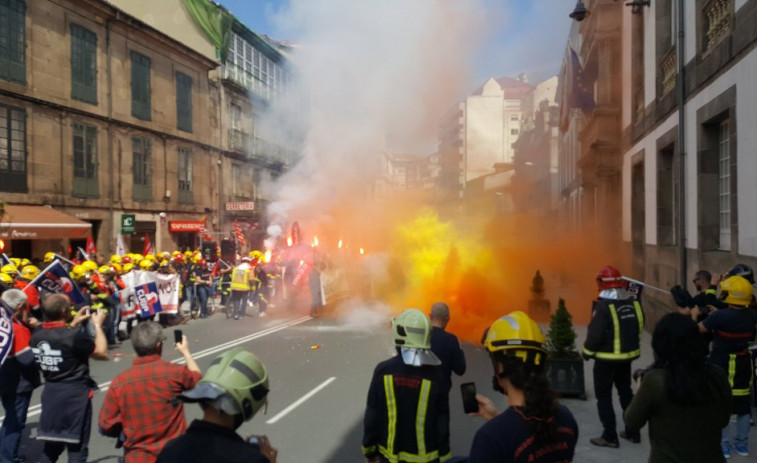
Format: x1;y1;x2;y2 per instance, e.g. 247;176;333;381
593;360;634;441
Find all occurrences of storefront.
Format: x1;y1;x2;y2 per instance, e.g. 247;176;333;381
0;205;92;261
168;220;205;251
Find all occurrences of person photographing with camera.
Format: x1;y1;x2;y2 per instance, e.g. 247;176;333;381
30;294;108;463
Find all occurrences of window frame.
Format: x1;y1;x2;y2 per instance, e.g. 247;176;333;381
72;122;99;197
0;103;27;192
132;136;152;201
177;147;193;205
70;24;98;105
718;119;731;250
175;71;193;133
0;0;26;84
131;51;152;121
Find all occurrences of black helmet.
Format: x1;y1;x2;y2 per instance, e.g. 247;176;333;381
728;264;755;284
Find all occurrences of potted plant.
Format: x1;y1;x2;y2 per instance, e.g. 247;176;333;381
543;298;586;399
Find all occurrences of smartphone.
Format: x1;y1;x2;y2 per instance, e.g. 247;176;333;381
247;436;259;450
173;329;183;345
461;382;478;414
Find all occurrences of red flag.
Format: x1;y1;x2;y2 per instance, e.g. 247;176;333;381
234;219;246;247
199;217;213;242
85;236;96;255
143;234;152;256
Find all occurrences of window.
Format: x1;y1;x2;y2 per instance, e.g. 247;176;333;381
510;129;519;135
0;0;25;84
71;25;97;104
232;163;242;198
225;32;287;100
0;104;26;192
657;144;678;246
230;103;241;130
132;137;152;200
718;119;731;250
72;123;98;197
131;51;151;120
178;147;193;204
510;115;519;121
176;72;192;132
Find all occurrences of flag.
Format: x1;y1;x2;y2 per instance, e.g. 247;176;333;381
133;281;163;317
558;45;595;133
143;234;152;256
116;233;126;256
85;236;97;255
1;253;11;266
75;247;88;263
0;300;14;367
291;221;301;245
27;261;86;305
234;219;246;247
198;217;213;242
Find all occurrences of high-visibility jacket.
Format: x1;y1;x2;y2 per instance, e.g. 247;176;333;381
583;297;644;362
230;265;252;291
362;355;449;463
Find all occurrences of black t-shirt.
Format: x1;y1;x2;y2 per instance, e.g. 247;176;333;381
469;405;578;463
30;323;94;384
157;420;268;463
702;306;757;360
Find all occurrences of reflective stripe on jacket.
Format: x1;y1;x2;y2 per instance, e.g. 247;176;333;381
583;298;644;361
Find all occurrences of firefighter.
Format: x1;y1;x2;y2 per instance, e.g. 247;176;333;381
583;266;644;448
229;258;255;320
362;309;447;463
700;275;757;458
0;272;13;293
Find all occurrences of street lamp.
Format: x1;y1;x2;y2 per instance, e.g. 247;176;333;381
570;0;650;21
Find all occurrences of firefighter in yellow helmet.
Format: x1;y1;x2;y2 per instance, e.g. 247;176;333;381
699;275;757;456
229;257;256;320
362;309;446;463
44;252;57;264
110;254;122;265
468;312;578;461
1;264;18;278
0;272;13;292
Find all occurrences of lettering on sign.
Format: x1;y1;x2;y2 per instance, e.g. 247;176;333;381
32;341;64;372
11;230;37;238
225;201;255;211
136;287;149;311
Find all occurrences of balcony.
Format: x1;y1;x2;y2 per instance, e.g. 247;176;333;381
660;47;677;97
228;129;253;154
703;0;730;53
220;65;270;102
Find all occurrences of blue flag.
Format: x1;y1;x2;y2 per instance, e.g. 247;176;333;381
30;261;86;305
0;300;15;367
134;281;163;317
1;254;11;266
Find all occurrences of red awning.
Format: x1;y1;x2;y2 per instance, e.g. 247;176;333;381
0;205;92;240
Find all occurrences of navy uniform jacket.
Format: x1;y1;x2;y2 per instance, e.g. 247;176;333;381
430;326;466;391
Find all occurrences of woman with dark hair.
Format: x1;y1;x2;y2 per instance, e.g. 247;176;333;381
469;312;578;463
624;312;731;462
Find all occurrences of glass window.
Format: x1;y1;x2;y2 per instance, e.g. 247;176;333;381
718;119;731;250
132;137;152;200
0;0;26;84
73;123;98;196
175;72;193;132
131;51;151;120
71;24;97;104
178;147;193;204
0;104;26;192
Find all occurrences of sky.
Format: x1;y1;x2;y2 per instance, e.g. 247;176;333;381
216;0;572;92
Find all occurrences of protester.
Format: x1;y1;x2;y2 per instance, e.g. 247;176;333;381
31;294;108;463
699;275;757;458
98;322;202;462
624;313;731;463
583;266;644;448
157;348;277;463
0;289;41;463
429;301;466;460
362;308;448;463
191;259;212;319
469;311;578;462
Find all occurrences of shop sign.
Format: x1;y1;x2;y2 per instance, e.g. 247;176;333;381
121;214;136;234
168;221;206;233
225;201;255;211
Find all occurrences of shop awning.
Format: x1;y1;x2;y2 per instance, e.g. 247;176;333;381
0;205;92;240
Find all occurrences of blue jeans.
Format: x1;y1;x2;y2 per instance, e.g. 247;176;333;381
0;391;32;463
196;285;210;316
722;413;750;449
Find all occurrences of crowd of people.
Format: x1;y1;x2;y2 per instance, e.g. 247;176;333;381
1;251;756;462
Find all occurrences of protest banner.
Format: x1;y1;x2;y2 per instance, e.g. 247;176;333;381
134;281;163;318
0;301;15;367
26;261;86;305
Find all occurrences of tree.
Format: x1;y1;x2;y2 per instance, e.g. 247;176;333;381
545;298;578;359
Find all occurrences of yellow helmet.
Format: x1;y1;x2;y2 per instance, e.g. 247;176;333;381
133;254;144;264
719;275;754;307
184;250;192;258
158;251;171;261
191;254;201;264
144;254;156;262
484;311;546;366
172;251;181;258
139;259;154;270
70;264;89;281
82;260;98;272
123;263;134;273
110;263;122;274
9;258;20;267
110;254;122;264
1;264;18;276
98;265;114;275
20;265;40;279
19;258;30;268
0;273;13;285
44;252;56;263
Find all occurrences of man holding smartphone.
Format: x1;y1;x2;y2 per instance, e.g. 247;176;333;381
99;322;201;462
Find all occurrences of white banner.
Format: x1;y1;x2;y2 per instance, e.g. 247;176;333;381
118;271;180;319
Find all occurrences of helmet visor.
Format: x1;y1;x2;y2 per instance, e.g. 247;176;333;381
400;347;441;367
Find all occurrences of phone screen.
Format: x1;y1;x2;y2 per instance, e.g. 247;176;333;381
460;382;478;414
174;329;183;344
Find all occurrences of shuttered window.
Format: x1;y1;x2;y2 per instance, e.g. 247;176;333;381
71;24;97;104
178;147;193;204
0;104;26;192
72;123;98;197
176;72;193;132
131;51;151;120
0;0;26;84
132;137;152;200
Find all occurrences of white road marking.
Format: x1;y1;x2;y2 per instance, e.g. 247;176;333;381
265;376;337;425
0;316;312;423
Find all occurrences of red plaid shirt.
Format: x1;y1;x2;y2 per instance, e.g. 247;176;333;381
98;355;202;463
